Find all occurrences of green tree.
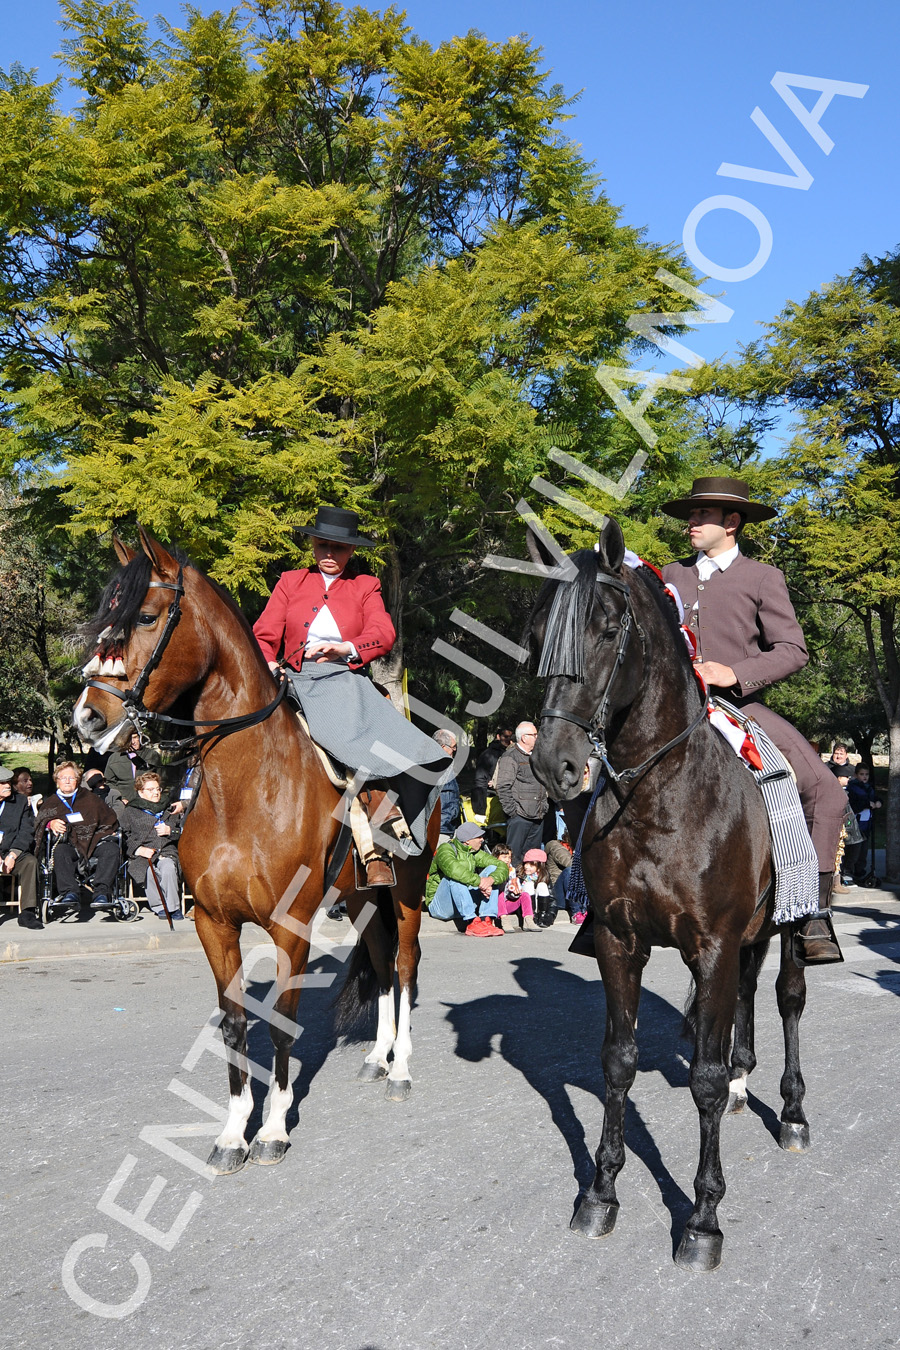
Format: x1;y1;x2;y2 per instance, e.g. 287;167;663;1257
701;259;900;878
0;491;105;765
0;0;697;709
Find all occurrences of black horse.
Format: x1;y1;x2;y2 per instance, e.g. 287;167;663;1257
529;519;812;1272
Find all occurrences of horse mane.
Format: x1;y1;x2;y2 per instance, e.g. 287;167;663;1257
528;546;701;697
530;550;600;683
83;545;259;656
631;563;705;704
83;553;158;650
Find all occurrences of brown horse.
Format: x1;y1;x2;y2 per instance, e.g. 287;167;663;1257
74;529;439;1174
529;519;813;1272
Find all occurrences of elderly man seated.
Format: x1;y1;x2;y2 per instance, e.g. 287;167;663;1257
425;822;510;937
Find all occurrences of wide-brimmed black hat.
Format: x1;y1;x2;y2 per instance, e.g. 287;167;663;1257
661;477;776;523
293;506;375;547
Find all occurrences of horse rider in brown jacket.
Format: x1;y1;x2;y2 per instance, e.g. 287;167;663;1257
661;477;846;965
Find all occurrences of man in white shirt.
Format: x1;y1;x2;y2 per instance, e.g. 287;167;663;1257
662;478;846;965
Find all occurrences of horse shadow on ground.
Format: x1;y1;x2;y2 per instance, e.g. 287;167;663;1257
241;952;353;1141
833;903;900;998
441;956;697;1244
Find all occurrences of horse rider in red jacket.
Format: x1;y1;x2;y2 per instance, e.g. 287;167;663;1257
253;505;447;887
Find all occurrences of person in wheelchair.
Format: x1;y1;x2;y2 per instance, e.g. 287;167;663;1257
121;771;184;920
35;761;119;911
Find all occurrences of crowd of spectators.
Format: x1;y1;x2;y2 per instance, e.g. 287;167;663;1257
4;728;887;938
0;745;196;929
826;744;883;887
424;721;587;938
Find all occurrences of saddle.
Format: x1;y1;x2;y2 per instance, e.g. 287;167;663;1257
293;709;412;888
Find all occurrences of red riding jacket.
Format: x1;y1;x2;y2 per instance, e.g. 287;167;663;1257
252;566;396;671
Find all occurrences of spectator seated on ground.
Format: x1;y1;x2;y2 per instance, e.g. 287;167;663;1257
0;767;41;929
543;838;573;924
122;772;185;921
425;822;509;938
35;761;119;911
495;844;541;932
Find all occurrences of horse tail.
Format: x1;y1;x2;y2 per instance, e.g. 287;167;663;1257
333;888;398;1037
681;979;698;1041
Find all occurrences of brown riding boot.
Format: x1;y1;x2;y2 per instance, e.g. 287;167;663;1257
360;786;404;829
365;858;395;887
792;872;844;966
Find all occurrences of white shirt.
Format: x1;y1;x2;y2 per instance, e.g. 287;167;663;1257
696;544;740;581
305;573;358;661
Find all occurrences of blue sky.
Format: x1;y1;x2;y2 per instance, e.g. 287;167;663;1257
5;0;898;374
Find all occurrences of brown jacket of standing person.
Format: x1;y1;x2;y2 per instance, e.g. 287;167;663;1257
661;553;808;700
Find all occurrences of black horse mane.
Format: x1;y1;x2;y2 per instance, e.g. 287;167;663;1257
528;546;698;691
83;553;159;650
530;550;602;683
83;544;268;659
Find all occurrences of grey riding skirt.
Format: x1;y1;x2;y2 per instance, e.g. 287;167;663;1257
286;662;447;856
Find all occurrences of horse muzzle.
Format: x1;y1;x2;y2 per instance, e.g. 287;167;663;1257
72;688;134;751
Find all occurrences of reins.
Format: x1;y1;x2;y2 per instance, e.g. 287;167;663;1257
541;568;707;788
85;569;290;759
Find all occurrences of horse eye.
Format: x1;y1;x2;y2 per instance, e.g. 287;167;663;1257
137;613;157;627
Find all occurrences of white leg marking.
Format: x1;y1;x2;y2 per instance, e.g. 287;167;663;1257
729;1070;749;1101
215;1084;253;1150
388;987;413;1083
364;991;395;1072
257;1080;292;1144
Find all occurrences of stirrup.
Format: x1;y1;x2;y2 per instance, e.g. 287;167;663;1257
353;851;397;890
791;907;844;967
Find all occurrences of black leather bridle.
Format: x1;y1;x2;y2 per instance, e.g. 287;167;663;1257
84;568;289;755
540;570;707;787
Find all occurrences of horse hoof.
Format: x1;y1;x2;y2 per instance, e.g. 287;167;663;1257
385;1078;412;1102
570;1197;618;1239
206;1145;248;1175
726;1092;746;1115
357;1061;389;1083
674;1230;723;1272
248;1138;289;1166
779;1121;811;1152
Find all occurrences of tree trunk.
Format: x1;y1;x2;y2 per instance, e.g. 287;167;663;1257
370;549;406;713
886;719;900;883
48;730;57;778
861;602;900;883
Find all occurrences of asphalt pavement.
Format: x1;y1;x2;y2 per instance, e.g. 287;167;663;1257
3;892;900;1349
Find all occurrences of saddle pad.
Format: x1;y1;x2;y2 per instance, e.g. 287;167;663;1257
294;709;349;789
294;709;413;859
712;697;819;925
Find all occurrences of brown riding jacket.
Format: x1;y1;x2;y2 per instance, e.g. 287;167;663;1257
661;552;808;700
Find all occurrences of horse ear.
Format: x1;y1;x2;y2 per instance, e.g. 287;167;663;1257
112;534;136;566
597;517;626;572
138;525;180;582
525;524;557;569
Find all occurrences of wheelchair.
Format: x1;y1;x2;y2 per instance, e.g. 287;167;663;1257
40;827;140;924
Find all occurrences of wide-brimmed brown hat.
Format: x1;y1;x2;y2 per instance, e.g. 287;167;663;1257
293;505;375;547
661;477;776;523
